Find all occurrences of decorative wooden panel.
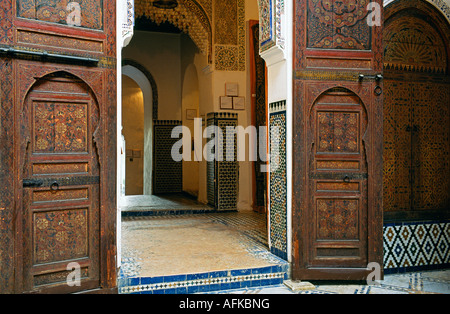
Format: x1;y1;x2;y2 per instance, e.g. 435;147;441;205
1;0;116;294
20;73;101;293
309;88;368;268
293;0;384;280
307;0;372;50
17;0;103;30
383;2;450;220
33;101;88;153
251;22;267;211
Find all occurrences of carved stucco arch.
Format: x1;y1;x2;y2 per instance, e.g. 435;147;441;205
135;0;212;63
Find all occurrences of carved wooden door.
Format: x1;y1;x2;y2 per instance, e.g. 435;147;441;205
382;1;450;220
308;88;368;270
293;0;384;280
20;73;101;293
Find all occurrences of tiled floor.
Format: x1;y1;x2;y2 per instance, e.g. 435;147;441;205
209;269;450;294
119;194;449;294
120;210;277;278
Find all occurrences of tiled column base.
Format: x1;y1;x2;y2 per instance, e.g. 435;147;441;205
119;264;289;294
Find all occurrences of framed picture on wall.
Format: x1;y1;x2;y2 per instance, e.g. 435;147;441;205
186;109;197;120
233;96;245;110
220;96;233;109
225;83;239;97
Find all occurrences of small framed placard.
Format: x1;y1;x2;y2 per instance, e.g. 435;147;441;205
220;96;233;109
225;83;239;97
186;109;197;120
233;96;245;110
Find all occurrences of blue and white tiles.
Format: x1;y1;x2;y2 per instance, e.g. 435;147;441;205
119;211;290;294
383;221;450;274
119;265;289;294
269;101;288;261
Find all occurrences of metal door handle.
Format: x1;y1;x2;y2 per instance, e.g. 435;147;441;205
358;74;383;81
343;176;351;183
50;181;59;192
23;179;44;188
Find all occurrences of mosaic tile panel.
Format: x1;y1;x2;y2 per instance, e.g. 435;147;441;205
206;113;238;211
119;265;288;294
153;120;183;194
383;221;450;274
269;101;287;261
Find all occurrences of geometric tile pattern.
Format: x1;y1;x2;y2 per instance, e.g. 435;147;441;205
383;221;450;274
118;265;289;294
269;101;287;261
118;211;289;294
153;120;183;194
206;113;239;211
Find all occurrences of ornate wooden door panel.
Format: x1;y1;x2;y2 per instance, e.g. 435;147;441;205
293;0;384;280
383;0;450;220
383;80;413;212
384;79;450;215
309;88;368;268
20;73;101;293
0;0;117;294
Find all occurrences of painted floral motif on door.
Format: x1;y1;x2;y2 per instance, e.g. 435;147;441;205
33;101;88;153
307;0;372;50
34;209;88;264
317;199;359;240
317;111;359;153
17;0;103;30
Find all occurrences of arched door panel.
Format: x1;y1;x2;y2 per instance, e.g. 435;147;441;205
20;73;101;293
308;88;369;268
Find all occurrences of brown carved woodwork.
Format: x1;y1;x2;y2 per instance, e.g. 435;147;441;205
0;0;116;293
293;0;384;280
307;0;372;50
20;73;101;293
383;0;450;222
309;88;369;268
250;21;267;212
17;0;103;30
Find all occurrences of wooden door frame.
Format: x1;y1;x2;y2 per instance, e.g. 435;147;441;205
291;0;384;281
249;19;268;214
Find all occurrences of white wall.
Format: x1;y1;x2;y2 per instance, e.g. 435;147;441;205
119;2;263;211
260;0;294;262
123;31;182;121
